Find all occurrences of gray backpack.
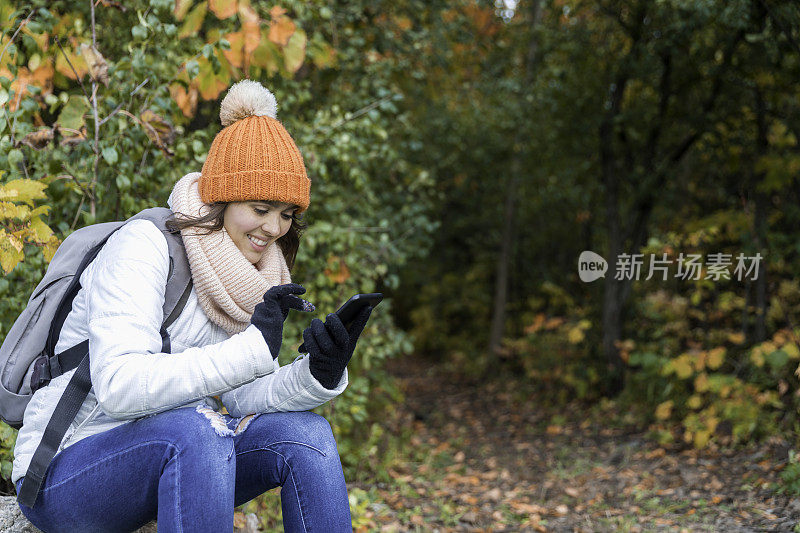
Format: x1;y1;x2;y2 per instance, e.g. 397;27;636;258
0;207;193;507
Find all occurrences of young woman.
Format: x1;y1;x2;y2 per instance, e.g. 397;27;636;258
12;80;368;532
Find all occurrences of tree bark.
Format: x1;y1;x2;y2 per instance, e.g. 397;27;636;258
753;87;769;342
488;0;544;355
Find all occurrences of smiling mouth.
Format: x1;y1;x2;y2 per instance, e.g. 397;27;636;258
247;234;269;248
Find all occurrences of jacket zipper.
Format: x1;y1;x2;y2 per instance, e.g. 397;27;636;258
59;399;101;452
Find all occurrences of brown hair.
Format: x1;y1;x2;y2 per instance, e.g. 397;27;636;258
165;202;306;270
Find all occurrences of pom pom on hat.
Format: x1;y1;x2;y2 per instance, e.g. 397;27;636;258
219;79;278;127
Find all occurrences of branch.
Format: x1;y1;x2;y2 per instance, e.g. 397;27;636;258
89;0;100;219
622;29;746;247
758;0;800;57
1;10;35;139
54;36;91;105
644;50;673;165
313;95;395;133
97;102;124;126
61;164;94;200
0;9;34;67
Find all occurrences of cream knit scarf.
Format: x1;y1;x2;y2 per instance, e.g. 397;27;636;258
168;172;291;335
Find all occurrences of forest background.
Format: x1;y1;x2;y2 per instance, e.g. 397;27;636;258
0;0;800;530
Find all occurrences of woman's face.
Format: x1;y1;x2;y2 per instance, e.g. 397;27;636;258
224;201;295;264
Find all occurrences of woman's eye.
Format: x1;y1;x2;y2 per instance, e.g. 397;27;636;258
281;213;293;221
253;208;269;216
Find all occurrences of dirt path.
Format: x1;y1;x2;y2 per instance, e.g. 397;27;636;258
351;355;800;532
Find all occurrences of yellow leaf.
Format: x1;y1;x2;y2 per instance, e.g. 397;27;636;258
30;217;53;242
0;230;24;273
567;326;584;344
693;429;712;448
0;201;30;219
0;179;47;206
751;347;765;367
669;354;694;379
30;205;50;217
43;235;60;263
693;351;707;372
783;342;800;359
687;395;703;409
655;400;673;420
727;331;745;344
196;58;227;100
706;347;726;369
7;233;22;252
694;372;709;393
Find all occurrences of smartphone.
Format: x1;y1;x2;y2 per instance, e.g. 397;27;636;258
298;293;383;353
335;293;383;331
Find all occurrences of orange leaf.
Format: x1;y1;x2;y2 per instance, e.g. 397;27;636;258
238;2;259;25
222;30;245;68
243;21;261;54
170;83;198;117
324;256;351;284
269;5;287;19
54;42;89;81
268;12;295;46
173;0;193;21
209;0;237;19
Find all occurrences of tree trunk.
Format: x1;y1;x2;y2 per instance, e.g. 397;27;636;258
488;0;544;355
753;87;769;342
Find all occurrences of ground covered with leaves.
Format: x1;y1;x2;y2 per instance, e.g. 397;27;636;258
342;355;800;532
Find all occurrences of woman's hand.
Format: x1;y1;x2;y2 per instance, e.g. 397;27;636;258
251;283;314;359
304;307;372;389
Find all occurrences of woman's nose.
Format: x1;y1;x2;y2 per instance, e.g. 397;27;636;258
261;214;280;236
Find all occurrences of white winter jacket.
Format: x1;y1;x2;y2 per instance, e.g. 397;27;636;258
11;218;347;485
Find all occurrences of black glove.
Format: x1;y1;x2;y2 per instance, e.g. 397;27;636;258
304;307;372;389
251;283;314;359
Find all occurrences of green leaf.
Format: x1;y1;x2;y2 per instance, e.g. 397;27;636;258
766;349;789;371
283;29;307;74
7;149;23;167
56;95;89;131
115;174;131;190
102;147;118;165
179;2;207;39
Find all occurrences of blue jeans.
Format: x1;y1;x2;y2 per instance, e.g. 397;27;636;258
15;406;352;532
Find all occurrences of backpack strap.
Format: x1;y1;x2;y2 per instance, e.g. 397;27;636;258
19;208;194;508
17;347;90;508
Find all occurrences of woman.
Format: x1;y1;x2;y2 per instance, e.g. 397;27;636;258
12;80;368;532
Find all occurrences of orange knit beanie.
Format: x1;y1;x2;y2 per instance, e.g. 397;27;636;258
199;80;310;212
